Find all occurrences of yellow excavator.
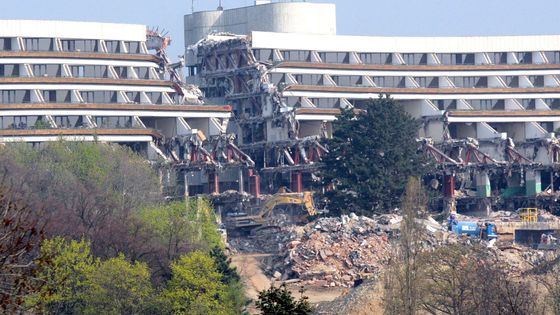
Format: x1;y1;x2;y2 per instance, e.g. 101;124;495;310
225;188;317;235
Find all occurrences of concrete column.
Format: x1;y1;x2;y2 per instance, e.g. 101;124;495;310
476;171;491;198
254;174;261;198
477;198;492;218
526;170;542;196
238;168;244;194
184;171;189;198
505;172;524;197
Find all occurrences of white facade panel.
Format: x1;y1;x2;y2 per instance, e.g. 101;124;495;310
251;31;560;53
0;20;146;41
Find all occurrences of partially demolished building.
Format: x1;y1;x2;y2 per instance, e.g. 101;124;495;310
185;1;560;212
0;20;253;195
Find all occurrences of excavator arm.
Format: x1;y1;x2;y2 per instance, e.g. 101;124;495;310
259;192;317;218
226;191;317;233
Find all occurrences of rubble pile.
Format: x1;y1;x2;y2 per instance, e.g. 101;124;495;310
228;226;291;253
278;214;396;287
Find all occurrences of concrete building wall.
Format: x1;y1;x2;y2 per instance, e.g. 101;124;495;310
184;2;336;48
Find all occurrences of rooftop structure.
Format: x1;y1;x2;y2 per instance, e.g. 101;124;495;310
184;1;336;47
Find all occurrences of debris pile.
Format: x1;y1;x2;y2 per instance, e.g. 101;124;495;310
275;214;396;287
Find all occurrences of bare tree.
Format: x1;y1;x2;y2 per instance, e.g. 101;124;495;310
0;172;44;312
422;244;541;315
383;177;427;315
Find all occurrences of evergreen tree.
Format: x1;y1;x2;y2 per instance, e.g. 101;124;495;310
320;95;426;215
256;284;312;315
210;246;240;285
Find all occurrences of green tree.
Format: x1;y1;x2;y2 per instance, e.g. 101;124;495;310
83;254;155;315
256;284;312;315
210;246;247;314
210;246;240;285
32;238;157;315
160;251;230;315
320;95;426;215
31;237;98;314
137;198;223;279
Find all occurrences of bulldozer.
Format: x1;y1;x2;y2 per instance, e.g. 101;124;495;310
225;188;317;236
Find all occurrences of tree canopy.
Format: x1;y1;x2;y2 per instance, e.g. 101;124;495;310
0;142;246;314
320;95;426;215
161;251;230;315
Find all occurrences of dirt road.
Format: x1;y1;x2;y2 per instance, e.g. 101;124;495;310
231;253;346;313
231;253;272;300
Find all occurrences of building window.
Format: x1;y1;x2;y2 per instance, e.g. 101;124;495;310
0;90;30;103
403;53;427;65
105;41;120;53
0;38;12;51
528;75;544;87
544;51;560;64
71;66;85;77
42;90;57;103
24;38;52;51
281;50;310;62
517;52;532;64
61;39;98;52
125;41;140;54
54;116;70;128
318;52;349;64
296;74;323;85
33;64;60;77
491;52;508;64
114;66;128;78
505;76;519;88
521;99;535;109
145;92;162;104
373;76;405;88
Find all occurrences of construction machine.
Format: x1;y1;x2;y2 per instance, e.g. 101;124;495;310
448;214;498;241
225;189;317;235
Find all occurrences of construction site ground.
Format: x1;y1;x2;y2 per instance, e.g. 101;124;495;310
231;253;347;314
226;208;560;314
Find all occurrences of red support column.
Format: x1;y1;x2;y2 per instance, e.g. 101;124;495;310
214;173;220;194
208;172;220;194
254;174;261;197
443;174;455;198
249;169;261;198
295;171;302;193
292;146;302;192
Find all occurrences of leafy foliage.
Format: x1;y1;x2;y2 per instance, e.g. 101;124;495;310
32;238;156;315
256;284;312;315
320;96;426;215
32;237;97;314
82;254;155;315
161;251;230;315
137;198;223;279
